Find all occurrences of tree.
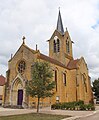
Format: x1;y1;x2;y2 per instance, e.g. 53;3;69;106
92;78;99;98
26;61;55;113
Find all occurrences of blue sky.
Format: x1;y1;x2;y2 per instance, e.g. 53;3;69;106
0;0;99;81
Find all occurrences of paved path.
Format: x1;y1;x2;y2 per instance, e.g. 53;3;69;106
75;110;99;120
0;107;36;116
0;106;99;120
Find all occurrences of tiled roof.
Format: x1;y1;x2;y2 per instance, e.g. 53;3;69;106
0;75;6;86
67;59;80;70
38;53;67;69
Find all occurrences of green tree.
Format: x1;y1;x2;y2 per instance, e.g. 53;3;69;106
26;61;55;113
92;78;99;98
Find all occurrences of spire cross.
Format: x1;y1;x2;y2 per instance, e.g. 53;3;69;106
22;36;25;44
58;7;60;10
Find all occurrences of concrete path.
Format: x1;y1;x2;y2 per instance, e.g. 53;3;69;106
0;106;99;120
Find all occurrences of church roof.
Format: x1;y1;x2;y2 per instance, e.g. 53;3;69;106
67;59;80;70
38;53;67;69
56;10;64;35
0;75;6;86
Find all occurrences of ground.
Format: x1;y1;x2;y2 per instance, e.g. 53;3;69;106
0;105;99;120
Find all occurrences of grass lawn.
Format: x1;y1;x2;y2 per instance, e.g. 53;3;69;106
0;113;71;120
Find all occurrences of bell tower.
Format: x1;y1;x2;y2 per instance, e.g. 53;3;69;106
48;10;73;65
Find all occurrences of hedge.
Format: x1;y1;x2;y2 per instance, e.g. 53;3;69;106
51;100;95;111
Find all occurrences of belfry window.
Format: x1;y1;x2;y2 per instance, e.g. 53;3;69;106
57;39;60;52
53;36;60;53
53;40;56;53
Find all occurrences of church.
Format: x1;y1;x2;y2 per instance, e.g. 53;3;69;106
3;10;93;108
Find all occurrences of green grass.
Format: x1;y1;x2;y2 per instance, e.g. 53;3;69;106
0;113;71;120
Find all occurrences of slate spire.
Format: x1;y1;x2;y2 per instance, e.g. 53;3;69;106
56;9;64;35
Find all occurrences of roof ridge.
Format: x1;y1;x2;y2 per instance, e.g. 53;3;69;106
38;53;68;69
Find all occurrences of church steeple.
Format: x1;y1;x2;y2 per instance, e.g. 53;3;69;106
56;9;64;35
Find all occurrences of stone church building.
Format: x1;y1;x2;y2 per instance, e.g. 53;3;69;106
4;10;93;108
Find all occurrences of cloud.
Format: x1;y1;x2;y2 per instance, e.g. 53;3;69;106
0;0;99;81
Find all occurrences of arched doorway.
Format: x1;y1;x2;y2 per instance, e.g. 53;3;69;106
11;78;24;106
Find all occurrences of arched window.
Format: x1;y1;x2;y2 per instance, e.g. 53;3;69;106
63;73;66;86
53;40;56;53
55;70;57;91
57;39;60;52
82;74;87;92
53;36;60;53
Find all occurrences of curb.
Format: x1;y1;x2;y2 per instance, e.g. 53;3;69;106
62;116;80;120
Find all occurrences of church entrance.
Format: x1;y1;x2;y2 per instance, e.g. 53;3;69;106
17;89;23;105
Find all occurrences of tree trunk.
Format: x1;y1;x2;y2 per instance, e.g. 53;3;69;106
37;97;40;113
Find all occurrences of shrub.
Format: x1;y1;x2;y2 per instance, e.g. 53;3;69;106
51;103;61;109
51;101;95;111
79;104;87;110
86;104;95;111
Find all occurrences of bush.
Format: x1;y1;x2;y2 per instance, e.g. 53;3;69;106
79;104;87;110
51;101;95;111
75;100;84;106
86;104;95;111
51;103;61;109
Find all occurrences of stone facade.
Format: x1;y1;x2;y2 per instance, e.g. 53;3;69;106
0;75;6;105
3;11;93;108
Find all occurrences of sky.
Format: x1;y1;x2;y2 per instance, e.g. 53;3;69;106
0;0;99;82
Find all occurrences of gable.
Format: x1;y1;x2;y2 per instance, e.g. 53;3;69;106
48;30;64;42
78;57;88;71
8;44;39;72
9;44;38;63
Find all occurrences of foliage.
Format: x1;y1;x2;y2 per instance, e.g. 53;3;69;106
92;78;99;98
26;62;55;112
51;101;95;111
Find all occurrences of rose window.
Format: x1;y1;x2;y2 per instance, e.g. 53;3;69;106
18;61;26;74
